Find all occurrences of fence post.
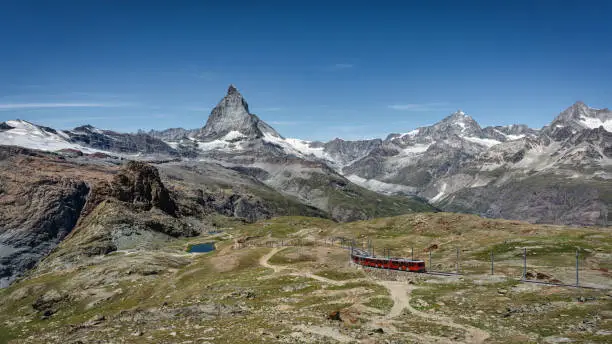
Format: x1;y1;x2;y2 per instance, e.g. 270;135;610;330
429;250;432;271
576;248;579;287
522;248;527;280
456;247;460;274
411;246;414;261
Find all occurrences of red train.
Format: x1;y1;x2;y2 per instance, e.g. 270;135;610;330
351;251;426;272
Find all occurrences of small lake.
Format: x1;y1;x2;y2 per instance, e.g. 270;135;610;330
187;242;215;253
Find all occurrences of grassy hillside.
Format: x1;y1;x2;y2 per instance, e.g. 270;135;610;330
0;213;610;343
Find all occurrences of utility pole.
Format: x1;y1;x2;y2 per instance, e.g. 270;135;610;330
576;248;579;287
491;250;494;275
429;250;432;272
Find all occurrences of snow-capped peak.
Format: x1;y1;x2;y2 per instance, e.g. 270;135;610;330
196;84;282;141
0;119;89;152
546;101;612;135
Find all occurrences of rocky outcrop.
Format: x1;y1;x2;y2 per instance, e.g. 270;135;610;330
0;149;186;286
0;122;14;131
111;161;177;216
147;127;198;141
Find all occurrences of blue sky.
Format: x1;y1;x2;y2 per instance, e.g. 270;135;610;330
1;0;611;140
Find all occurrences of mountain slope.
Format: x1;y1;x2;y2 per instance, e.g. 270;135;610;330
0;145;333;287
296;103;610;225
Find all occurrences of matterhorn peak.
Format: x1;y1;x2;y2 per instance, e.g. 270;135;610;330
227;84;240;96
195;85;281;141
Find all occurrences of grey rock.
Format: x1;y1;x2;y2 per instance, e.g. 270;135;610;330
0;122;15;131
64;125;178;156
195;85;281;141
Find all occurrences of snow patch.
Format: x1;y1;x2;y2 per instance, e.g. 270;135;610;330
430;182;447;203
197;139;232;151
223;130;246;141
470;176;491;188
506;134;525;140
262;133;332;162
493;129;525;141
284;138;326;159
579;116;612;131
400;129;419;138
463;136;501;147
347;175;415;195
0;120;102;153
164;141;179;149
401;143;431;154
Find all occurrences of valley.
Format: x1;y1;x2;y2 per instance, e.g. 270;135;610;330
0;214;610;343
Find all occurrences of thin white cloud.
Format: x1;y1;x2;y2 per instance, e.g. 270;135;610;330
0;102;129;110
388;102;448;111
333;63;354;69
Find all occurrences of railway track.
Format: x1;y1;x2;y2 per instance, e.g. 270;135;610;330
251;238;610;290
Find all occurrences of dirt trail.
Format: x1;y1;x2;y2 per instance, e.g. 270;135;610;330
376;280;490;344
259;247;344;285
379;281;412;319
259;247;490;344
259;247;286;273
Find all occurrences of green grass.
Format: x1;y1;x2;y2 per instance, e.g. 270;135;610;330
268;249;317;265
364;296;393;311
0;326;17;344
316;269;364;281
1;213;611;343
471;241;525;260
230;216;336;239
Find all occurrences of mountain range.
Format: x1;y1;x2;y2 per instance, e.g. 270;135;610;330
0;85;610;287
2;85;610;225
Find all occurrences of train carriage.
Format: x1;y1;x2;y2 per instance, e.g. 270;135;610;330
351;252;426;272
